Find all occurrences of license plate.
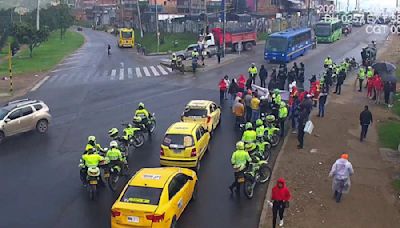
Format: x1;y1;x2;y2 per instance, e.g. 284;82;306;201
104;173;110;178
272;57;276;60
127;216;139;223
238;177;245;183
89;180;97;185
173;149;182;154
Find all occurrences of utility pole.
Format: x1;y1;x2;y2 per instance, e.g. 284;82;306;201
307;0;311;27
136;0;143;37
222;0;226;57
8;43;13;95
204;0;207;35
36;0;40;31
346;0;349;12
155;0;159;53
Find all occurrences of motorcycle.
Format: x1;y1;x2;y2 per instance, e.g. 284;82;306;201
133;113;157;134
85;164;103;200
102;159;129;192
349;57;359;70
122;122;145;148
265;125;281;147
243;155;272;199
255;137;271;162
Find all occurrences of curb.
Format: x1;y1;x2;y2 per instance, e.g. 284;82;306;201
145;52;170;56
258;132;290;228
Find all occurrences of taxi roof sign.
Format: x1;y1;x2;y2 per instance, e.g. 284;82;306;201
143;174;161;180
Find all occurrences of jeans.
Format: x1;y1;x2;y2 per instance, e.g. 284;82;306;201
334;83;342;94
251;109;260;123
291;115;298;129
360;124;369;141
358;79;364;91
297;125;305;148
260;78;266;88
219;90;225;105
245;106;252;122
272;201;285;228
229;93;236;107
318;102;325;117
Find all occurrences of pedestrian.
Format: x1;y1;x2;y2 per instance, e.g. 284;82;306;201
269;178;291;228
297;108;308;149
384;81;391;105
357;67;366;92
233;99;245;126
329;153;354;203
259;65;268;88
277;64;287;90
334;68;345;95
228;78;239;107
246;77;253;91
217;48;221;64
293;62;299;80
244;90;253;122
218;78;228;105
278;102;288;137
359;105;373;141
297;62;305;89
270;68;277;81
224;75;230;100
238;74;246;93
290;95;300;133
107;44;111;55
300;94;313;119
374;74;383;104
318;83;329;116
287;68;296;85
250;93;260;123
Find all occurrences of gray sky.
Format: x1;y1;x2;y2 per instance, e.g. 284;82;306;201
336;0;398;12
0;0;53;10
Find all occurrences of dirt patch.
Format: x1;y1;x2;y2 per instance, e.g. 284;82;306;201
0;73;45;103
261;35;400;228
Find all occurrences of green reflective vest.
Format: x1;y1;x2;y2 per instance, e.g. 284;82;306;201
358;68;366;79
242;130;257;143
248;67;258;76
367;69;373;78
82;154;104;167
324;58;333;65
256;126;265;137
231;149;251;171
106;148;123;161
279;106;288;119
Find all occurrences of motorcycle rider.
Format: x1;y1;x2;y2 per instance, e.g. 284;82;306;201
248;63;258;84
80;147;105;186
85;136;104;154
171;53;177;71
105;141;127;174
134;102;153;134
255;119;265;139
278;102;288;137
242;122;257;144
229;141;252;195
108;128;120;140
271;89;282;118
265;114;279;142
324;56;333;68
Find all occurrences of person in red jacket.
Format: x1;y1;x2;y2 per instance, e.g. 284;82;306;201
270;178;291;227
237;74;246;93
374;73;383;104
367;74;375;99
218;78;227;105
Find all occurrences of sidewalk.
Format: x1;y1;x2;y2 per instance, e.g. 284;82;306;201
259;55;400;227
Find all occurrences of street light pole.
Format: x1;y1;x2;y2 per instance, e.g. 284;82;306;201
36;0;40;31
155;0;159;53
136;0;143;37
223;0;226;57
307;0;311;27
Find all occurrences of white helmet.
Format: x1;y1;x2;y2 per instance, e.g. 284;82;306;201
110;140;118;148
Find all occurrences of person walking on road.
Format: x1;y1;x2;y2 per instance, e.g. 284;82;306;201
297;109;308;149
359;105;373;142
107;44;111;55
223;75;230;100
374;74;383;104
216;48;221;64
329;153;354;203
218;78;228;105
334;68;346;95
259;65;268;88
228;79;239;107
357;67;366;92
269;178;291;228
318;83;328;117
248;63;258;84
233;99;245;126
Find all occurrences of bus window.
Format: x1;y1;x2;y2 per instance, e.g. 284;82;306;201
266;37;288;52
315;24;331;36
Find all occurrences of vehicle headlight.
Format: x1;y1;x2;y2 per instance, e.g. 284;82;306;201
282;54;284;56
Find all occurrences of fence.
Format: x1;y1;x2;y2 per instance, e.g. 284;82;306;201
139;15;319;34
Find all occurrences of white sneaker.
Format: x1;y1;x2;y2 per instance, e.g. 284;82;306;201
279;219;284;227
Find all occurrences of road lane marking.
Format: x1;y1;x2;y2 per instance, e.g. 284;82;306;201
143;67;151;77
111;69;117;80
51;66;81;73
157;65;168;75
166;67;172;72
150;66;160;76
136;67;142;77
30;76;50;91
127;68;133;79
119;68;124;80
58;60;79;66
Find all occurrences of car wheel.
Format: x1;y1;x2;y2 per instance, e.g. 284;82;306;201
170;217;177;228
195;160;200;173
191;183;198;202
0;131;5;144
36;119;49;134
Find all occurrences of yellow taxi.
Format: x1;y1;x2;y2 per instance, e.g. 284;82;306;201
181;100;221;133
111;167;198;228
160;122;210;171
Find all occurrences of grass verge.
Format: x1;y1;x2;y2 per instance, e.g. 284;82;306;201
394;179;400;192
135;33;197;53
378;121;400;150
257;32;269;41
0;30;84;76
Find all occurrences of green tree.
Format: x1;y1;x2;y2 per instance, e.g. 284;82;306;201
13;22;50;57
57;3;74;40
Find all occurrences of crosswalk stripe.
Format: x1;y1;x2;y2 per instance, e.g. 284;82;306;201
166;67;172;72
143;67;151;77
111;69;117;80
157;65;168;75
136;67;142;78
119;68;124;80
127;68;133;79
150;66;160;76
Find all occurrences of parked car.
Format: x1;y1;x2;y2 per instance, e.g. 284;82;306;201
77;27;83;31
176;44;217;60
0;99;51;143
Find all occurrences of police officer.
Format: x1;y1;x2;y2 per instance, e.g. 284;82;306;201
229;141;252;195
85;136;104;154
171;53;177;71
324;56;333;68
242;122;257;144
255;119;265;140
80;148;105;186
191;48;199;72
106;141;127;174
365;66;374;88
134;102;153;134
248;63;258;84
358;67;366;92
278;102;288;137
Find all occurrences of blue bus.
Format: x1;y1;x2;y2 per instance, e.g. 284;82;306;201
264;28;313;62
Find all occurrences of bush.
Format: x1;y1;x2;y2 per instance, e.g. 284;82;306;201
378;121;400;150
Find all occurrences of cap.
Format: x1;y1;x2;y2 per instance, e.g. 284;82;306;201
341;153;349;160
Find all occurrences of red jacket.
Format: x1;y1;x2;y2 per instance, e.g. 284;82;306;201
373;76;383;91
271;178;291;201
218;79;227;91
238;75;246;89
367;76;375;89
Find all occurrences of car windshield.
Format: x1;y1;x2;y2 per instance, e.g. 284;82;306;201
163;134;194;148
183;108;207;118
0;108;9;120
315;24;331;36
121;31;132;39
265;37;288;52
121;186;162;205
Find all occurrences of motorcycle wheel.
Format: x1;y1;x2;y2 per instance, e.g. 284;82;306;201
263;149;271;162
258;165;272;184
244;179;255;199
270;134;280;147
132;133;145;148
149;120;156;133
89;184;97;200
108;172;119;192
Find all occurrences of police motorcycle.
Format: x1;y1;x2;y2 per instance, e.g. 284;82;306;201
133;113;157;135
79;150;108;200
101;143;129;192
264;114;281;147
243;144;272;199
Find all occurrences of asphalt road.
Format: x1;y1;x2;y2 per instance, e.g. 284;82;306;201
0;26;388;228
